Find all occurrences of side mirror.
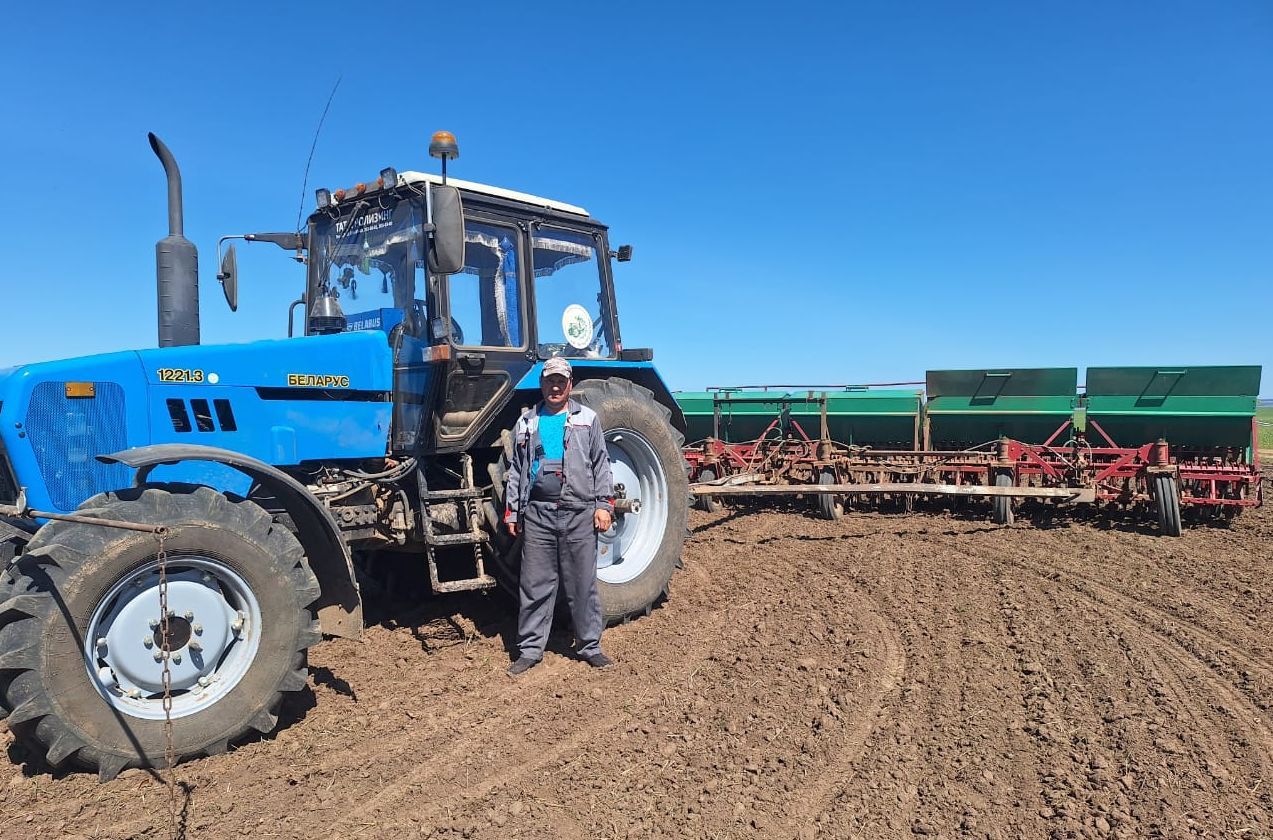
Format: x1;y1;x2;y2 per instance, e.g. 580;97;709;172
428;185;465;275
217;244;239;312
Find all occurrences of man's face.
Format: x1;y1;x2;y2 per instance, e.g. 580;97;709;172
541;374;572;409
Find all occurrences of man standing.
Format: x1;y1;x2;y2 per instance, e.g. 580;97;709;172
504;357;615;676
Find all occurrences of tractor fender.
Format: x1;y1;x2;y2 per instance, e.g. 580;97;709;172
98;443;363;639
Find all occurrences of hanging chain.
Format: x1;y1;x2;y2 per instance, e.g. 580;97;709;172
0;496;186;837
155;527;179;836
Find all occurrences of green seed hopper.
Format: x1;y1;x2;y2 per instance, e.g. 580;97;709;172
1083;366;1261;454
675;388;923;449
925;368;1079;448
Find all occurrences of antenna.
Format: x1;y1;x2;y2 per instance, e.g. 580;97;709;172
295;76;342;233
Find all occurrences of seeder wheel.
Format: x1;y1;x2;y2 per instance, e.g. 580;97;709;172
695;468;722;514
1153;473;1182;537
991;473;1015;526
817;471;844;521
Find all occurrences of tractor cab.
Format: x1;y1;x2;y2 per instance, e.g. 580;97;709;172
303;171;628;454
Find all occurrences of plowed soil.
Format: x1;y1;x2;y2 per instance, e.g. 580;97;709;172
2;490;1271;840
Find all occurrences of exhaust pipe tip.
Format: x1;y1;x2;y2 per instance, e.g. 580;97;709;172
150;132;199;348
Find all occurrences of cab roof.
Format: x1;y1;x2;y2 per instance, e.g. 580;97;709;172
398;171;589;217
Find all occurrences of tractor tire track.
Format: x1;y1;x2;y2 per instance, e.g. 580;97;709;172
1019;557;1273;696
1009;556;1273;769
1011;556;1273;724
778;596;905;837
322;560;788;836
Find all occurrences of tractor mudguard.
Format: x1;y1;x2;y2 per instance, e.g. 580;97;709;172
98;443;363;639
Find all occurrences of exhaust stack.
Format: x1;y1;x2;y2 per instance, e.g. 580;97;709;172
148;132;200;348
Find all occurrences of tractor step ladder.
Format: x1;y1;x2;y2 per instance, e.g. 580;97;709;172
430;532;490;547
418;454;497;594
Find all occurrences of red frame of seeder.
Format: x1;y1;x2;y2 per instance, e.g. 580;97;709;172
684;416;1262;511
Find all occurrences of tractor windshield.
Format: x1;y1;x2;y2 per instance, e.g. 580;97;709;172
306;196;429;337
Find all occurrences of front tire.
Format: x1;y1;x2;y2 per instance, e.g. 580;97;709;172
0;485;319;779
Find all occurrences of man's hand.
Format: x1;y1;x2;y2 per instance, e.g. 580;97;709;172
507;521;519;538
594;509;613;532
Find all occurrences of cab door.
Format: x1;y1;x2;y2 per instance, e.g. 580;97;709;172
433;215;533;451
527;224;618;361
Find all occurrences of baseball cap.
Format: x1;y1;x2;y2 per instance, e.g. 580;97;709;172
542;357;572;379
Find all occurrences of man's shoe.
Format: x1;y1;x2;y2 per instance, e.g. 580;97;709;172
506;656;541;676
585;653;614;669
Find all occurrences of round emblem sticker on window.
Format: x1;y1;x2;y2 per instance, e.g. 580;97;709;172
562;304;594;350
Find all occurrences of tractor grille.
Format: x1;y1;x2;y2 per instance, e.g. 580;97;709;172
26;381;132;511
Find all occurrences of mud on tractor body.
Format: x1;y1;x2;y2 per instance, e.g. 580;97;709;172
0;133;688;778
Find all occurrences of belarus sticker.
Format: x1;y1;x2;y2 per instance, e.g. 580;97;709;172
561;304;593;350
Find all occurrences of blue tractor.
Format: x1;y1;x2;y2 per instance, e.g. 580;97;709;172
0;132;688;778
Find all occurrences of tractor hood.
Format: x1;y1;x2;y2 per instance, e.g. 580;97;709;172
0;332;394;514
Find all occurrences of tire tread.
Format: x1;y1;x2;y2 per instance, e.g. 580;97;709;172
0;484;321;777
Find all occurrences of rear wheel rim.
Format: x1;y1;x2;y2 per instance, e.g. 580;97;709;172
84;555;263;721
597;428;669;585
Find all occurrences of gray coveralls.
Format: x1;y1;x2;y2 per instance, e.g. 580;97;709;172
504;400;614;661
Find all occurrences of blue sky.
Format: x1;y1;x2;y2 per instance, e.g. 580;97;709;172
3;2;1270;394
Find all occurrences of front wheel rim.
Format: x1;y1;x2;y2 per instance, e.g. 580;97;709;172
84;555;263;721
597;428;669;585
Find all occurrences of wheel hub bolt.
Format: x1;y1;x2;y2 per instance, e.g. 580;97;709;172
126;689;142;699
97;666;115;686
231;611;246;633
188;639;203;652
183;610;194;621
143;637;154;649
148;618;160;630
95;637;108;652
198;676;211;688
172;652;182;665
201;572;214;584
153;651;164;663
192;623;203;635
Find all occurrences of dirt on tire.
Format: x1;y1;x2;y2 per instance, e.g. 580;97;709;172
2;491;1271;839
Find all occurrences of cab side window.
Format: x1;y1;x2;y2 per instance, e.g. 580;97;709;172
445;221;523;348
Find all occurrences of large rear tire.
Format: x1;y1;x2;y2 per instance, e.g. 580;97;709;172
574;378;689;623
0;485;319;779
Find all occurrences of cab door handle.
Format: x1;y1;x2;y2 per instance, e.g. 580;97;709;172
457;351;486;373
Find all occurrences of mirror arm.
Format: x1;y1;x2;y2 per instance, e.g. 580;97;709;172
243;232;306;251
